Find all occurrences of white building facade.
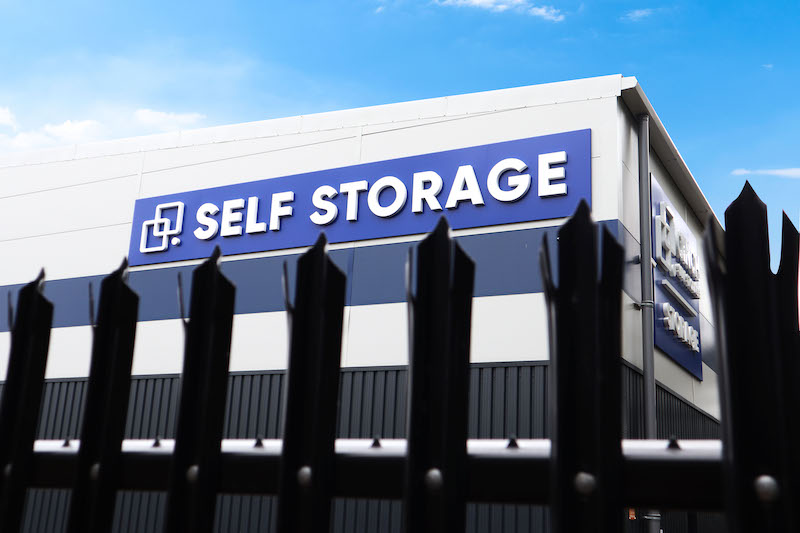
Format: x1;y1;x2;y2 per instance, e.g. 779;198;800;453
0;75;722;532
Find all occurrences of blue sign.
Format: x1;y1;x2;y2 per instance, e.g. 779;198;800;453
129;129;591;266
651;178;703;379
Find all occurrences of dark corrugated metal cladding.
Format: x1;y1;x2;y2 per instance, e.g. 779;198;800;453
0;362;722;532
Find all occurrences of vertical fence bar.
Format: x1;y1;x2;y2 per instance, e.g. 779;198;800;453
164;247;235;533
776;213;800;522
0;271;53;533
276;234;346;533
704;182;798;532
541;201;624;533
66;260;139;533
404;218;475;533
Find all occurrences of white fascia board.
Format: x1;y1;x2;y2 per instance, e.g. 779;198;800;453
619;78;723;239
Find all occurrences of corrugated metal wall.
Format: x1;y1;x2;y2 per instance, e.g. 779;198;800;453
0;362;722;532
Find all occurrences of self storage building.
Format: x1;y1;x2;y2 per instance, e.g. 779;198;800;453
0;74;723;532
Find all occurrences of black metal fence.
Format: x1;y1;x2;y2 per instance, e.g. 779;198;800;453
0;182;796;532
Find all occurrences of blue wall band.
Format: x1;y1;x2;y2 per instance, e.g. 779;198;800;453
0;221;641;332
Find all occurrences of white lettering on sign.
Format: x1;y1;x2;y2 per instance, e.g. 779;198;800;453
661;303;700;352
368;176;408;218
310;185;338;226
143;150;577;254
303;152;569;226
246;196;267;234
445;165;485;209
194;203;220;240
220;198;245;237
339;180;368;221
411;171;444;213
655;202;701;298
538;151;567;197
270;191;294;231
487;158;530;202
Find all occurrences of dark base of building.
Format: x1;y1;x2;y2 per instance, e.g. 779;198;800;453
4;361;724;532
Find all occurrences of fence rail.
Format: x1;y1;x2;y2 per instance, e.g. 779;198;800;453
0;182;797;532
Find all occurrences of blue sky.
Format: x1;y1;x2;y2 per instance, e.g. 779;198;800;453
1;0;798;266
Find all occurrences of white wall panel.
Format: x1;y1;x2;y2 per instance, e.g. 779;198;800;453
621;163;640;241
0;152;142;198
0;175;139;241
137;133;362;198
229;311;289;372
693;363;721;420
45;325;92;379
0;145;77;168
470;293;549;363
651;153;687;221
131;318;185;376
618;101;640;184
618;100;641;241
654;347;695;406
344;303;407;367
621;292;643;368
0;326;92;381
0;223;132;285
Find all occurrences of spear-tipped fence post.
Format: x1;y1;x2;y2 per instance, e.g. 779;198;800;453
164;247;235;533
0;271;53;533
541;201;624;533
276;233;346;533
66;259;139;533
403;217;475;533
704;182;800;532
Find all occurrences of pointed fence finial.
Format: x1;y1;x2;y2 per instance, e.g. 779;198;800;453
177;272;187;328
404;216;474;533
116;257;130;282
210;245;222;263
314;232;328;248
88;282;96;328
277;230;346;533
6;292;12;331
544;201;624;533
704;180;800;531
282;261;293;316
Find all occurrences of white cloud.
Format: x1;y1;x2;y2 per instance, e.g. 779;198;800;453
43;119;104;143
0;107;18;131
375;5;385;12
529;5;564;21
436;0;564;20
762;63;774;70
0;118;105;151
622;8;655;21
134;108;206;132
0;106;206;154
732;168;800;179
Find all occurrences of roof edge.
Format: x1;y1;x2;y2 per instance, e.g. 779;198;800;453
620;78;723;236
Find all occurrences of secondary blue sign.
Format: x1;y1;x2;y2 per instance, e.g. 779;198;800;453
651;178;703;380
129;129;591;266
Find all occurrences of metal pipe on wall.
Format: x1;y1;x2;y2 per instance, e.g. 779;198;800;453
638;114;661;531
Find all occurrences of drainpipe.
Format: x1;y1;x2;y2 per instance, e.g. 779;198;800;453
638;114;660;531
